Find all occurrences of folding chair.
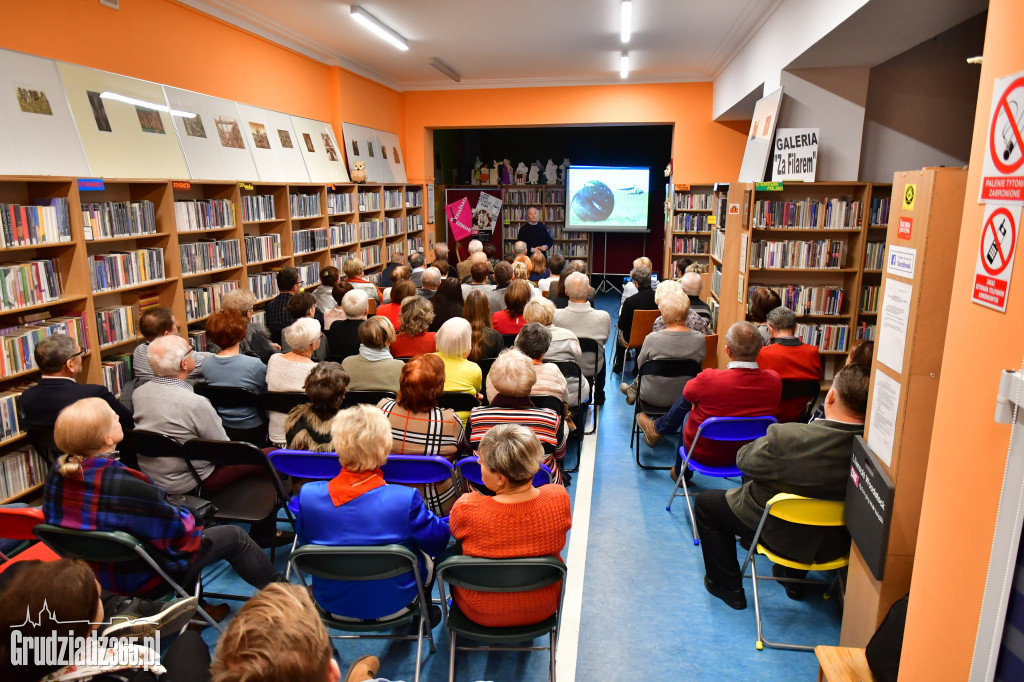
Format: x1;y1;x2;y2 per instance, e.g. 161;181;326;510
740;493;849;651
780;379;823;423
501;333;519;348
577;337;603;434
438;392;481;413
290;544;436;682
33;525;224;632
381;454;459;506
666;415;777;545
630;359;702;470
531;392;581;474
128;429;198;486
477;358;496;403
456;455;553;492
0;507;59;573
437;555;567;682
342;390;396;408
619;309;659;372
259;390;309;415
191;383;266;443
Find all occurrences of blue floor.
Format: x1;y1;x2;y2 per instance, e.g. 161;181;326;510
198;292;840;681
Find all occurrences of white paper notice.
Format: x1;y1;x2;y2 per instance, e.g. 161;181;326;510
867;370;901;467
740;233;748;274
738;274;744;303
876;278;913;374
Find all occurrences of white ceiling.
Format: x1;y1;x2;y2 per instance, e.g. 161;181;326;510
180;0;786;91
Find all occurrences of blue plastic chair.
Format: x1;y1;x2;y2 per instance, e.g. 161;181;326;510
455;455;553;492
665;415;777;545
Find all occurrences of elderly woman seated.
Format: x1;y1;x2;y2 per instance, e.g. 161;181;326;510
267;318;322;448
524;297;589;406
376;279;414;330
390;296;436;358
325;289;368;363
281;292;328;361
650;279;712;336
485;322;567;405
296;404;450;621
619;291;705;408
448;423;572;627
201;309;268;445
433;317;482;424
492;279;533;334
342;256;380;303
466;349;567;486
285;362;350;452
342;316;404;392
377;354;472;515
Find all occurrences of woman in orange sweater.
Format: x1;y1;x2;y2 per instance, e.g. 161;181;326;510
447;423;572;627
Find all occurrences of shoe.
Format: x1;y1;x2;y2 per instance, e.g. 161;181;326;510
188;602;230;630
344;654;381;682
704;576;747;610
619;382;638;405
637;412;661;447
252;529;296;548
611;364;623;375
102;596;198;639
772;564;806;600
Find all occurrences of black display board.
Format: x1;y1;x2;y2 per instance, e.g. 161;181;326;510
845;436;896;580
443;187;504;262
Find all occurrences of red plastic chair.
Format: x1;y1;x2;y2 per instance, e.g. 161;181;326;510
0;507;59;574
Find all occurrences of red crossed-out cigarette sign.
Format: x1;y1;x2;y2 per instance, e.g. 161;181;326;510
981;71;1024;203
972;204;1019;312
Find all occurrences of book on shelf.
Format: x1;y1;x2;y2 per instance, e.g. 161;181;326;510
0;385;31;441
707;298;719;332
327;192;354;215
359;220;384;241
359;244;382;268
384;189;403;210
357;191;381;211
869;195;891;226
241;194;276;222
405;214;422;232
89;249;165;292
0;258;63;310
406;237;423;254
290;193;321;219
505;188;545;204
749;240;848;269
864;242;885;270
95;304;138;347
188;328;210;353
244;234;281;263
544;188;564;204
292;227;329;254
860;284;880;314
710;228;725;261
386;241;405;261
752;197;862;230
556;243;589;258
179;239;241;276
1;199;72;248
329;222;357;246
0;315;90;376
672;237;710;255
100;355;133;398
795;322;849;352
675;193;714;211
748;283;845;316
542;206;564;221
405;189;422;207
0;445;46;502
673;213;711;232
175;199;235;232
295;262;321;289
384;217;403;237
82;200;157;241
855;322;876;341
711;265;722;299
185;280;239;321
248;272;278;301
251;310;267;327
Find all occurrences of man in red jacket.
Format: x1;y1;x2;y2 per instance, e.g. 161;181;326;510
756;306;823;422
636;321;782;479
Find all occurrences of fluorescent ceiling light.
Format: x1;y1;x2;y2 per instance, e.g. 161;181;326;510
350;5;409;51
621;0;632;44
99;92;196;118
620;51;630;79
430;57;461;83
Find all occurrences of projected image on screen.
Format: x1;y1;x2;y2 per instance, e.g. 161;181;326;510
565;166;650;232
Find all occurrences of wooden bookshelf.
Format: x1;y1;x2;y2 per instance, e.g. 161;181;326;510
663;183;716;276
500;185;590;271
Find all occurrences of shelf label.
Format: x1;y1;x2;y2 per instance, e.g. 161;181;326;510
77;178;104;191
707;216;716;226
980;69;1024;203
239;182;254;190
674;183;690;192
172;181;191;191
897;217;913;239
754;182;783;192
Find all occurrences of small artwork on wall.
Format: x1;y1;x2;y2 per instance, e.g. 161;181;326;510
250;122;271;150
303;132;315;153
381;146;388;160
278;129;293;149
16;86;52;115
182;114;206;138
86;90;111;132
351;140;360;156
367;142;375;158
136;107;165;135
215;116;245;149
322;133;339;162
392;146;400;164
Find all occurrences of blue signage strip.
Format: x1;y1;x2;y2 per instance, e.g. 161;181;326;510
77;178;105;191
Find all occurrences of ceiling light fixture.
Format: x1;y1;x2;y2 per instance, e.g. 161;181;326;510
620;51;630;79
620;0;632;44
350;5;409;51
430;57;461;83
99;92;196;118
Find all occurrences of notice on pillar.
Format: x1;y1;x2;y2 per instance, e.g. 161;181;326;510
867;370;901;467
980;70;1024;203
876;278;912;374
771;128;818;182
972;203;1019;312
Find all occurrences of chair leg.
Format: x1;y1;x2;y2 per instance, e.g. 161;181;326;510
550;628;557;682
284;533;300;580
413;613;424;682
665;455;684;510
751;558;765;651
680;475;700;546
448;631;457;682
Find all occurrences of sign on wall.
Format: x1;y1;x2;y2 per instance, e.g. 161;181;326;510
980;69;1024;203
771;128;818;182
971;203;1019;313
738;87;783;183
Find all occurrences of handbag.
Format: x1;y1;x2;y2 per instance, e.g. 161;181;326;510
168;493;219;525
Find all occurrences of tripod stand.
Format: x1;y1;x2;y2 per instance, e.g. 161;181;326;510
594;232;622;294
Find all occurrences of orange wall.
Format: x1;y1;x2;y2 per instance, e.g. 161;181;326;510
900;0;1024;676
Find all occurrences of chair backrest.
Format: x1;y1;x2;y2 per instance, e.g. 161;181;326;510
193;383;262;410
576;337;602;379
367;298;378;315
766;493;846;527
437;555;566;593
267;448;342;480
692;416;777;447
381;455;456;486
530;394;565;416
260;391;309;414
477;357;496;397
702;334;719;370
456;455;553;489
183;438;270;469
637;358;703;381
0;507;45;541
626;309;660;349
290;543;419;582
342;390;395;408
780;379;823;422
547;360;584;406
26;427;62;465
438;392;480;412
501;333;519;348
34;524;143;563
127;429;187;460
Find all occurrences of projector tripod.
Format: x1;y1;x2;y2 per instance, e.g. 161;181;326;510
594;232;622;294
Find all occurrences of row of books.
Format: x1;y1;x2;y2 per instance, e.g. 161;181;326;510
504;188;546;205
711;228;725;262
711;265;722;299
0;314;89;376
296;262;321;289
795;323;850;352
251;310;267;327
407;237;423;254
706;298;720;333
855;322;876;341
89;249;164;292
244;234;281;263
249;272;278;301
1;199;72;248
175;199;235;232
358;191;381;211
386;241;404;261
869;196;891;227
0;386;29;441
0;446;47;502
505;206;548;221
672;237;711;255
406;214;423;232
95;304;137;347
749;284;845;316
290;193;321;219
406;189;422;207
552;228;586;239
185;280;239;322
242;194;276;222
556;243;588;258
179;239;241;276
1;259;63;311
188;329;210;353
384;217;404;237
672;212;712;233
293;228;329;254
542;207;564;221
83;200;157;240
384;189;403;210
100;355;132;398
329;222;357;246
675;193;714;211
865;242;886;270
359;221;385;241
752;198;862;230
360;245;382;268
860;284;881;314
748;240;848;270
327;192;354;215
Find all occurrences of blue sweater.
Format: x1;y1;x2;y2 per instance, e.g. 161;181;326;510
200;354;268;428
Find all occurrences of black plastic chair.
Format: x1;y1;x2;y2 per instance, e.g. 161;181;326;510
780;379;823;423
127;429;202;488
476;357;496;404
577;337;604;435
26;426;62;466
342;390;396;408
259;391;309;415
437;555;567;682
193;383;262;410
438;392;481;413
501;333;519;348
631;359;703;470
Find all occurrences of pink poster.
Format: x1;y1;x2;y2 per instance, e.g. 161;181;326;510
446;197;472;241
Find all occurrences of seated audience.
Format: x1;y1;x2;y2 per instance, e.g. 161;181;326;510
313;265;341;314
456;238;484;282
417;266;442;300
296;405;450;620
381;264;410;304
485;323;567;404
20;334;133;432
448;424;572;628
492;279;532;334
619;256;656;312
757;306;824;422
553;271;611;403
282;292;328;361
377;355;471;515
342;316;403;392
548;261;596;309
512;260;542;300
811;340;873;421
433;258;452;280
428;278;465;332
434;241;449;265
266;267;318;345
462;261;496;299
323;281;354;330
465;290;503;362
376;279;414;330
675;257;695;280
747;286;783;345
201;309;268;444
524;298;589;407
342;257;380;303
267;319;321;447
408;251;426;287
285;362;350;452
681;272;714;325
434;317;482;424
133;306;207;382
380;251;406;288
613;264;658;373
221;288;278;363
485;261;514;314
390;296;436;358
483;242;501;270
537;252;564;294
324;289;368;363
467;349;567;486
619;291;704;407
695;363;869;610
650;279;711;335
529;251;550;282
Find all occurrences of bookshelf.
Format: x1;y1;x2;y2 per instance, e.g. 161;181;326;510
0;176;427;501
501;185;590;272
663;183;716;275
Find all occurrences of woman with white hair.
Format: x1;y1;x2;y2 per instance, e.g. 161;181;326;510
485;322;568;404
433;317;482;424
524;297;589;406
342;316;403;392
650;279;712;335
324;288;368;362
267;317;322;447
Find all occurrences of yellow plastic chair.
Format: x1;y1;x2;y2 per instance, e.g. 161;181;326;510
739;493;849;652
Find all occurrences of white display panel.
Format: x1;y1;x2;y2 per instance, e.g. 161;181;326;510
373;129;407;183
341;122;382;181
163;87;259;181
235;104;309;183
292;116;349;183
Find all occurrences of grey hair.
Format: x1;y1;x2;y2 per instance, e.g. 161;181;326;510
654;279;682;305
221;288;257;312
148;334;190;377
658;291;691;325
409;251;425;268
725;321;763;360
680;272;703;296
34;334;78;373
467;239;483;254
284;317;321;352
630;265;652;287
435;317;472;357
420;267;441;288
478;423;543;486
766;306;797;333
523;297;555;326
489;348;536;397
515;322;551;360
513;240;527;255
341;288;369;318
434;242;449;259
564;271;590;300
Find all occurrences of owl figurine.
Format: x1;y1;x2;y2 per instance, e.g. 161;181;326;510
351;161;368;183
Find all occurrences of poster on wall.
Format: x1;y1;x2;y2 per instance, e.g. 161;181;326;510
0;48;90;177
373;129;408;183
971;203;1019;313
445;187;504;259
979;69;1024;203
472;192;502;240
163;87;259;181
771;127;818;182
236;104;309;183
341;122;382;181
738;86;783;183
290;116;349;183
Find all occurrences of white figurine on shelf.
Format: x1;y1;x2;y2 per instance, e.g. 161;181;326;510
544;159;557;185
515;162;528;184
557;157;570;185
490;160;500;185
472;157;483;185
528;161;541;184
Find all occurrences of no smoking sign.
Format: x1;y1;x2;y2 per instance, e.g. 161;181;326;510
981;70;1024;203
972;203;1020;312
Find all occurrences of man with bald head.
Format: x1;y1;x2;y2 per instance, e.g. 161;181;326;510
681;272;713;325
417;267;442;300
457;239;484;281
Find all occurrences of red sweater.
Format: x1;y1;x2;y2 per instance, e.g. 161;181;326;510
757;340;823;422
492;310;527;334
448;486;572;627
390;331;436;358
682;367;782;467
376;302;401;330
